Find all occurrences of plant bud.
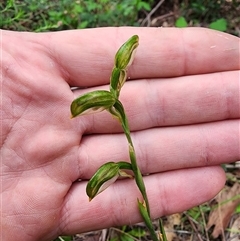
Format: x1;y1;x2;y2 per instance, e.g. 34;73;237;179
115;35;139;69
110;67;127;98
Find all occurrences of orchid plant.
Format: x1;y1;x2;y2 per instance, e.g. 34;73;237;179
70;35;167;241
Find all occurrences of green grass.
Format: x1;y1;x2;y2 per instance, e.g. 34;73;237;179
0;0;153;31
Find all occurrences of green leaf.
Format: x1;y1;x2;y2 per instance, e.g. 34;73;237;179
70;90;116;118
79;20;88;29
137;2;151;11
236;204;240;213
175;16;188;28
86;161;132;200
128;227;146;237
120;234;134;241
109;238;118;241
209;18;227;32
86;162;119;201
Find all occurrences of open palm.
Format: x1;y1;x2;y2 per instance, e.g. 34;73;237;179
1;28;239;241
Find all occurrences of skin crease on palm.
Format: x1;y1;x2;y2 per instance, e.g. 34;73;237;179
1;27;239;241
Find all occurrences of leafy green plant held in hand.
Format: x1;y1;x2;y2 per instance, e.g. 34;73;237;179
70;35;167;241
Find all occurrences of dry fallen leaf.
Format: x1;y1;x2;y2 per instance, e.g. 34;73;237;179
229;215;240;241
207;182;240;238
164;213;181;241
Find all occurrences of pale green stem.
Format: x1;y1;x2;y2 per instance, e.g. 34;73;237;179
159;219;168;241
110;100;160;241
111;101;150;209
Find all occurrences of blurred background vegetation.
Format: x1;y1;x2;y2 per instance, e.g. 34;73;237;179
1;0;240;36
1;0;239;241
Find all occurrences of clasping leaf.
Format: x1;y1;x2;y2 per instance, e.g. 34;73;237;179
70;90;116;118
110;67;127;98
86;161;132;201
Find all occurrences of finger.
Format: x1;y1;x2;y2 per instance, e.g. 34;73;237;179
77;120;239;179
73;70;239;134
60;166;225;234
49;27;240;87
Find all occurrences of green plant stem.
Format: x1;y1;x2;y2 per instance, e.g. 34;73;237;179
71;34;168;241
159;219;167;241
111;101;150;209
110;100;160;241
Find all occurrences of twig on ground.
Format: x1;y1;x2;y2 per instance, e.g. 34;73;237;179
200;205;210;241
185;213;204;241
151;12;174;26
141;0;166;26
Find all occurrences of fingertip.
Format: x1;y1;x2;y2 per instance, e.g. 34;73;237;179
150;166;226;218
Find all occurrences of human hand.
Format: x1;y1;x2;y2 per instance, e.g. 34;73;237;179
1;27;239;241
